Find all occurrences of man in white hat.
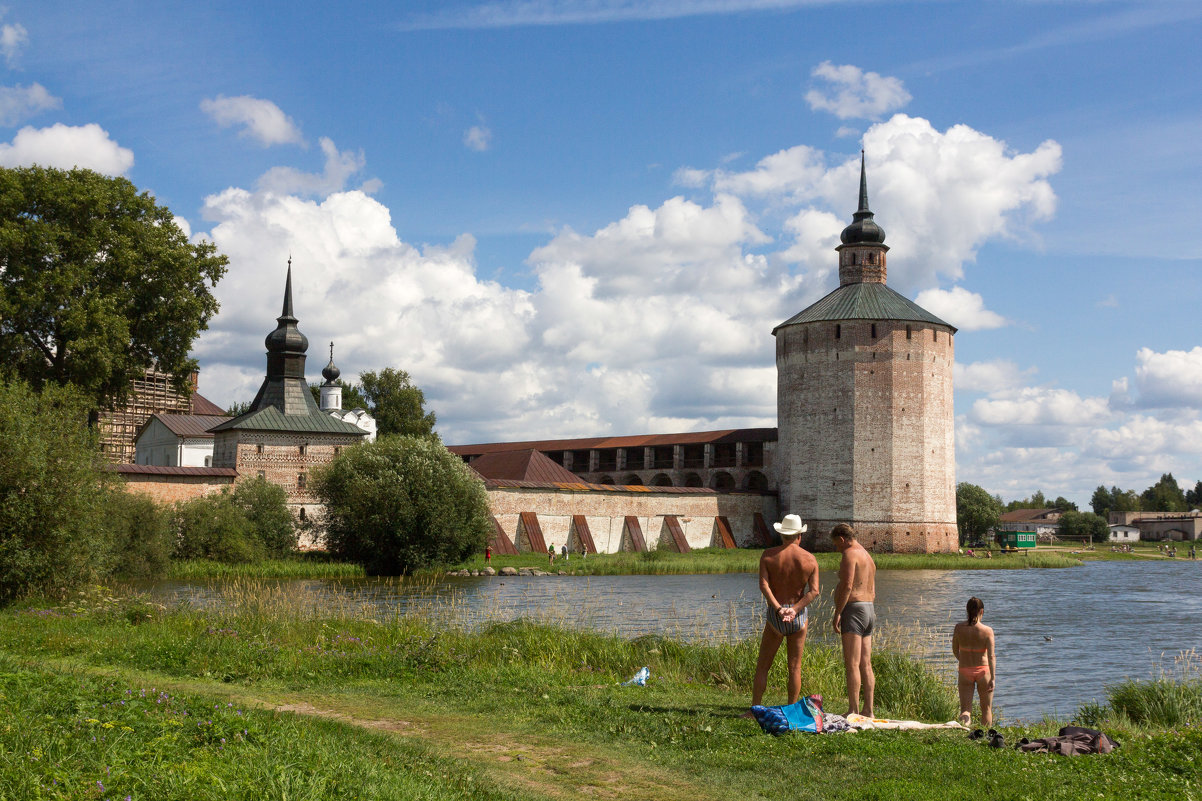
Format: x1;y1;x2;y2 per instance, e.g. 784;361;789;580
745;513;819;712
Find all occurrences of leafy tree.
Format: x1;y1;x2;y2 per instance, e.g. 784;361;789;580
1140;473;1187;513
1050;496;1078;512
308;379;370;411
359;368;436;437
315;435;490;574
226;400;253;416
106;488;174;580
1057;510;1109;544
229;477;297;557
1004;490;1048;512
0;379;114;600
1185;480;1202;509
0;166;227;408
173;493;261;564
1090;485;1113;517
956;483;1002;546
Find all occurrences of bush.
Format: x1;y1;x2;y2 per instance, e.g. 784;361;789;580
173;493;262;564
229;476;297;557
314;435;491;574
0;379;113;601
106;488;174;579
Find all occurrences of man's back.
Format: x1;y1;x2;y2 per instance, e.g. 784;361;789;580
842;542;876;603
761;542;818;605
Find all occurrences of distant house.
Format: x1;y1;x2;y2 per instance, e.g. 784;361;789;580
1108;524;1140;543
1109;510;1202;541
134;413;230;467
996;508;1063;537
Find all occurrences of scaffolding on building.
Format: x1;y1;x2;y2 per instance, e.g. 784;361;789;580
98;369;199;464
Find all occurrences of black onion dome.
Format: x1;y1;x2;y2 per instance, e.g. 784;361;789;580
322;342;341;383
840;151;886;245
265;264;309;354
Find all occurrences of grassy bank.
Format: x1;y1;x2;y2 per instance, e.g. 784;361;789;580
449;547;1082;575
167;556;366;580
0;584;1196;800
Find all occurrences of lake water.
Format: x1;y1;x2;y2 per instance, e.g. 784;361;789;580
148;559;1202;721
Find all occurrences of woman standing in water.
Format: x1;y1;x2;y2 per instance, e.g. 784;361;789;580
952;597;995;727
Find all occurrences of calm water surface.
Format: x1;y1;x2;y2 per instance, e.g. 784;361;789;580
149;559;1202;721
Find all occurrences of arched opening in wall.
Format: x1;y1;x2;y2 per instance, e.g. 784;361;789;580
906;325;911;340
744;470;769;492
623;474;643;485
652;473;673;487
598;475;615;485
711;472;735;492
684;473;704;488
298;507;307;522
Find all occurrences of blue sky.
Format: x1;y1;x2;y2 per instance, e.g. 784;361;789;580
5;1;1202;507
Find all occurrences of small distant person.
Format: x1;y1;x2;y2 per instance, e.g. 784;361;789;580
548;544;555;565
1191;545;1197;560
580;544;588;560
832;523;877;718
485;545;492;565
952;596;996;728
745;514;819;713
562;543;569;561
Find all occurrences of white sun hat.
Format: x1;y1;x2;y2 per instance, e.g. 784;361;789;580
773;514;808;535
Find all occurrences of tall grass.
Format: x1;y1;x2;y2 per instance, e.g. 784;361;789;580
450;547;1081;576
1077;649;1202;727
168;558;365;579
2;579;956;721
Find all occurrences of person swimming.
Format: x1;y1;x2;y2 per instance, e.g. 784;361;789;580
952;596;995;727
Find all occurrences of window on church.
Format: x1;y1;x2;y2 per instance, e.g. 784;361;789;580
906;325;912;340
299;444;307;456
334;446;341;457
256;444;264;454
297;473;307;490
871;323;877;338
933;330;938;342
835;324;841;339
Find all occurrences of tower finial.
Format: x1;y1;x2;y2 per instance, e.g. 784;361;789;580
281;259;295;319
858;150;869;213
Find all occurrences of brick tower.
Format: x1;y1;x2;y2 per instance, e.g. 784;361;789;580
773;154;957;553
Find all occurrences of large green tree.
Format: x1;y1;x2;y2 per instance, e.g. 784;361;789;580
359;368;436;437
1141;473;1187;513
1091;485;1141;518
956;482;1002;546
1057;510;1109;544
314;435;490;575
0;379;114;600
0;167;227;408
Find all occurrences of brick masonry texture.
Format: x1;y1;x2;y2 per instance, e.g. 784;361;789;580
119;473;234;504
776;318;957;553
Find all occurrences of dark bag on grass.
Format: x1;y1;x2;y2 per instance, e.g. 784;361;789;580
1018;726;1118;755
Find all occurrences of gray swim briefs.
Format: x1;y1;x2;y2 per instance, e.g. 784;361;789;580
841;601;875;637
766;603;808;636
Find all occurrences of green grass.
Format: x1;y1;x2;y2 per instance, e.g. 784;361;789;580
167;557;365;580
451;547;1081;575
0;583;1197;800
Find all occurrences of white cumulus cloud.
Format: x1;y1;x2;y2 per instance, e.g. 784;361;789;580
463;124;492;151
971;387;1111;427
0;123;133;174
955;360;1036;394
0;22;28;66
0;83;61;126
804;61;911;120
200;95;304;146
1131;346;1202;409
913;286;1008;331
255;137;372;196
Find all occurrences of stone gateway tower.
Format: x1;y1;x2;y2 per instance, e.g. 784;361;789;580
773;155;957;553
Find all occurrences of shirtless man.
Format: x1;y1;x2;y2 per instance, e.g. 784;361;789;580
747;514;820;711
831;523;877;717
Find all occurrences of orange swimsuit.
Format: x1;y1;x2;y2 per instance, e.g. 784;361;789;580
958;646;989;681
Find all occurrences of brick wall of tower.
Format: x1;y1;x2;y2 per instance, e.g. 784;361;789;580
776;318;956;553
213;429;363;509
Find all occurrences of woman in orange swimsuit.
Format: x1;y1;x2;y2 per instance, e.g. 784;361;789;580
952;596;995;727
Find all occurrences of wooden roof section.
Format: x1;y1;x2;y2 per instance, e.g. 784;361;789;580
466;449;581;483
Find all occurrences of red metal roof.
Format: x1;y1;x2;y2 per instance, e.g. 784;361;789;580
110;464;237;477
999;508;1061;523
449;427;777;456
467;449;581;483
148;413;231;438
191;392;225;415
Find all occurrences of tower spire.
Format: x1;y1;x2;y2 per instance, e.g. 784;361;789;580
281;257;296;320
857;150;870;214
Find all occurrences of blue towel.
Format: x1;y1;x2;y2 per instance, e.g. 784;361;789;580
750;696;823;735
